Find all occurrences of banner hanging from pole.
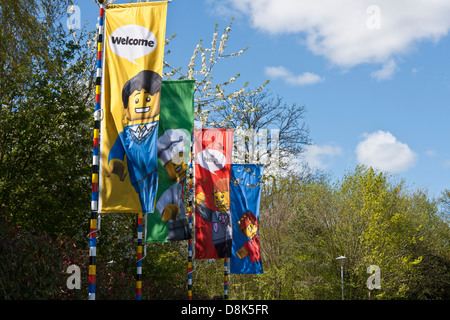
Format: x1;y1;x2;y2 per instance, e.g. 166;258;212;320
146;80;195;242
194;129;234;259
230;164;263;274
99;2;168;214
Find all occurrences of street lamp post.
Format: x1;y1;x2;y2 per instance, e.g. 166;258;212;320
336;256;348;300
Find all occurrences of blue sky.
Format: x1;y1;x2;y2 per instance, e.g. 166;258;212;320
76;0;450;199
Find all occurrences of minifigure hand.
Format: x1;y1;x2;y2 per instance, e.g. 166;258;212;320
162;204;179;222
236;247;249;259
196;192;206;206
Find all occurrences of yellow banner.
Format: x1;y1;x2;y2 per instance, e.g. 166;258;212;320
100;2;168;213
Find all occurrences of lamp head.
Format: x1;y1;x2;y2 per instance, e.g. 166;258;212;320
336;256;348;266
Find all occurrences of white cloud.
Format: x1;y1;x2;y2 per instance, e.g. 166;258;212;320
370;59;398;81
226;0;450;77
355;131;417;173
302;144;343;170
411;67;421;76
265;66;324;86
264;66;291;78
425;150;436;157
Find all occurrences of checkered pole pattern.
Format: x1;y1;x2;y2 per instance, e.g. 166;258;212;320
224;258;229;299
136;212;144;300
88;4;105;301
187;133;194;300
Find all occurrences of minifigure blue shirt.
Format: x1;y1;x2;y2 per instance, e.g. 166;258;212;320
109;121;159;213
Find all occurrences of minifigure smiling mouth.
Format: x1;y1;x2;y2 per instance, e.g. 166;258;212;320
125;87;160;121
135;107;150;113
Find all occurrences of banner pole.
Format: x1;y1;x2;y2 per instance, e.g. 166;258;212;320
224;258;229;299
136;212;144;300
187;132;195;300
88;2;105;301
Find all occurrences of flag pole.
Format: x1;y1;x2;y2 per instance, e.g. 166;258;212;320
187;132;195;300
88;2;105;301
224;257;229;299
136;212;145;300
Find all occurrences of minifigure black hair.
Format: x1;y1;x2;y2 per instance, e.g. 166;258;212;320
122;70;162;109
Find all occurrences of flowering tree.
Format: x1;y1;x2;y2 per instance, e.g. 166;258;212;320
163;19;310;176
163;18;268;127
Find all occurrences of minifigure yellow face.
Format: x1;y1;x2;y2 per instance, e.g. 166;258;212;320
126;89;160;122
165;152;187;182
213;190;230;212
242;220;257;238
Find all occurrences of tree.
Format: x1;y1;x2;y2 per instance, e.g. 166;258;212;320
407;190;450;299
343;167;424;299
212;89;310;173
164;18;268;125
0;0;95;239
245;166;450;300
439;189;450;215
164;18;310;177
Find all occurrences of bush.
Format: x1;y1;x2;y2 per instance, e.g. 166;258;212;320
0;214;86;300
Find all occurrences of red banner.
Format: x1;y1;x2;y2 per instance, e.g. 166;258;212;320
194;128;233;259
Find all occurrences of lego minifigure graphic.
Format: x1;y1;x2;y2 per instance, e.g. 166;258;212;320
236;212;261;263
157;129;188;184
155;129;191;240
196;178;232;258
107;70;161;213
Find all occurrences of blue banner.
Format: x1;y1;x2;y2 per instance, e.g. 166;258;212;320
230;164;263;274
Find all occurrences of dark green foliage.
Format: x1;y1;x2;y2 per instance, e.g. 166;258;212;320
0;0;94;240
0;213;86;299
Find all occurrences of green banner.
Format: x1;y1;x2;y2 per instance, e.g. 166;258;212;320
146;80;195;242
